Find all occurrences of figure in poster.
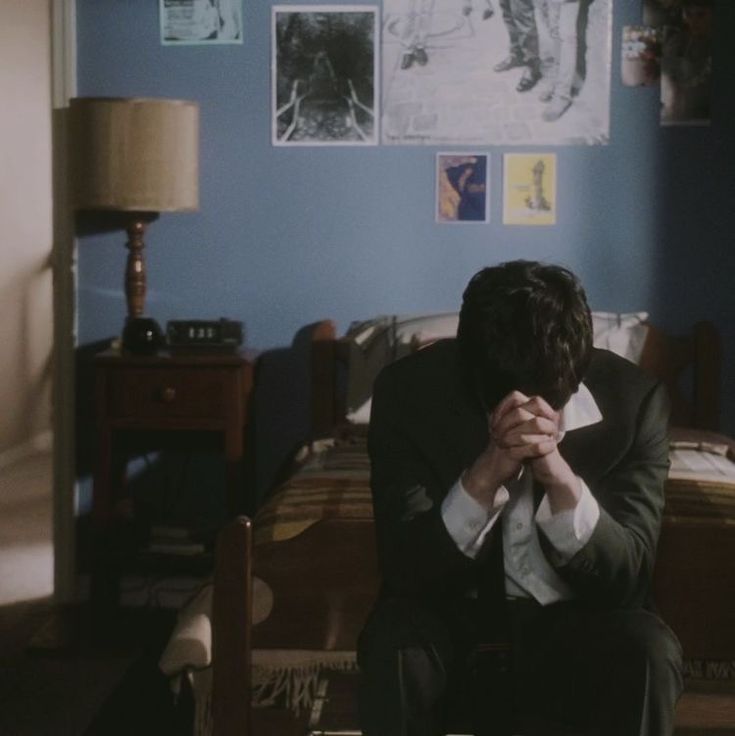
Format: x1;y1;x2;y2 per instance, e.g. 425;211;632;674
503;153;556;225
437;155;489;222
525;159;551;210
397;0;435;69
494;0;542;92
216;0;242;40
534;0;597;122
462;0;495;20
192;0;220;39
660;0;712;125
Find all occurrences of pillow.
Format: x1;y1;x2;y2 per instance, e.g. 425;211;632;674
344;311;650;424
345;314;459;424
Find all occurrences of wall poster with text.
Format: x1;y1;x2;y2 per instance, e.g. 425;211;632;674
160;0;243;44
272;6;379;145
503;153;556;226
436;153;489;223
381;0;612;145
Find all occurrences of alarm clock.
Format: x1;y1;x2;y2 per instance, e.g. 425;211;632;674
166;318;244;352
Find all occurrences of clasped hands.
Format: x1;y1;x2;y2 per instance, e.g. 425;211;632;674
462;390;580;513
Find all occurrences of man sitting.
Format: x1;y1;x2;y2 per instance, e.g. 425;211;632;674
358;260;682;735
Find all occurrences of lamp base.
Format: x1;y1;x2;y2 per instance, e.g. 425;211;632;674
122;316;164;355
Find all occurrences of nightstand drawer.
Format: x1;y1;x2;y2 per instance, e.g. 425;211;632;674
106;367;230;421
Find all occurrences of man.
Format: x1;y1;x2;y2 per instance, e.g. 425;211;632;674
358;261;682;735
494;0;542;92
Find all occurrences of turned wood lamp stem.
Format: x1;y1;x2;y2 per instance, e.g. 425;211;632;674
125;218;149;319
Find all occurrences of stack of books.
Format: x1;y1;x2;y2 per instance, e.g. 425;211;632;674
146;525;208;557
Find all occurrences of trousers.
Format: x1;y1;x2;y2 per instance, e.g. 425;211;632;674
357;596;683;736
498;0;540;67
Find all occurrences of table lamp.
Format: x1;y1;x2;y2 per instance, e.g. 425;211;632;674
70;97;199;354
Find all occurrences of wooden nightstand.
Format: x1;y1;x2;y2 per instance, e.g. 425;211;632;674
93;349;255;521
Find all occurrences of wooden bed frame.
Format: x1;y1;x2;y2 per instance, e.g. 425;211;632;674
212;318;731;736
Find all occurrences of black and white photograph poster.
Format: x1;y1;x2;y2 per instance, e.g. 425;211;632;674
272;6;379;145
436;154;490;223
381;0;612;145
160;0;243;45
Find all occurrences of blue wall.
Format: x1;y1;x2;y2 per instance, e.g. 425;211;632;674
76;0;735;450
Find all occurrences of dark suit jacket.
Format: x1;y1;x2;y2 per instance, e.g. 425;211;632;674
367;339;670;611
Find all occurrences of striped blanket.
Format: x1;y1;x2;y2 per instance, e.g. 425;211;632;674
665;431;735;525
253;435;373;547
252;431;735;548
160;429;735;736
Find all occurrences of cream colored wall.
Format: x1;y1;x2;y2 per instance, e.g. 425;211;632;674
0;0;53;457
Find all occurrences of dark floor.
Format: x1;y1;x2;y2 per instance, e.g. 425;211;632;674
0;599;190;736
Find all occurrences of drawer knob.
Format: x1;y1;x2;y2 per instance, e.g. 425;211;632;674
160;386;177;403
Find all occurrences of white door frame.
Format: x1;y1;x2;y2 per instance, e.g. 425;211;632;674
51;0;78;603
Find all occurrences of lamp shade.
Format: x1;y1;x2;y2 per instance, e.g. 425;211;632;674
70;97;199;213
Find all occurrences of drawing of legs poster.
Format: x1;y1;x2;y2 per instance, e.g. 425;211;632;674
381;0;611;145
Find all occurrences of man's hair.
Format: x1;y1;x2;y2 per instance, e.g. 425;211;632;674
457;260;593;411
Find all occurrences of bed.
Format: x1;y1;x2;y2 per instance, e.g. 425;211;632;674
160;313;735;735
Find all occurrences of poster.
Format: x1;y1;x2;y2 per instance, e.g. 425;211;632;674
436;153;489;223
660;3;712;126
160;0;243;45
503;153;556;226
381;0;612;146
272;6;379;145
621;26;661;87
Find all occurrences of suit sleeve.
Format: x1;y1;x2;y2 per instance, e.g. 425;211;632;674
368;369;478;597
549;381;671;607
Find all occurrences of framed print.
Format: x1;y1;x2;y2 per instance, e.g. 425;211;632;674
160;0;243;45
503;153;556;226
621;26;661;87
381;0;612;145
272;6;379;145
436;153;489;223
660;4;712;126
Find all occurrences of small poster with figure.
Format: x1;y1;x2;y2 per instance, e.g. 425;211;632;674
621;26;661;87
436;154;490;223
272;5;379;145
160;0;243;45
503;153;556;226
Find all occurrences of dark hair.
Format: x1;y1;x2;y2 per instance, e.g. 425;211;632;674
457;260;593;411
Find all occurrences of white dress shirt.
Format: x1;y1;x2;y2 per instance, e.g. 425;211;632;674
441;382;603;605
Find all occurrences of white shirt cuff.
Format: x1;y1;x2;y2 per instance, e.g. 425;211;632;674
441;476;509;558
535;477;599;564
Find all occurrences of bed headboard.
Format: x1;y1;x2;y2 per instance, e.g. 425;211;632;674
307;319;722;437
638;321;721;430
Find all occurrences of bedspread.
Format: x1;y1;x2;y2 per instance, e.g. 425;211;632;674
159;432;735;735
253;436;372;546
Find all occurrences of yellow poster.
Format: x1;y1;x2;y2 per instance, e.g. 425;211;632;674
503;153;557;226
